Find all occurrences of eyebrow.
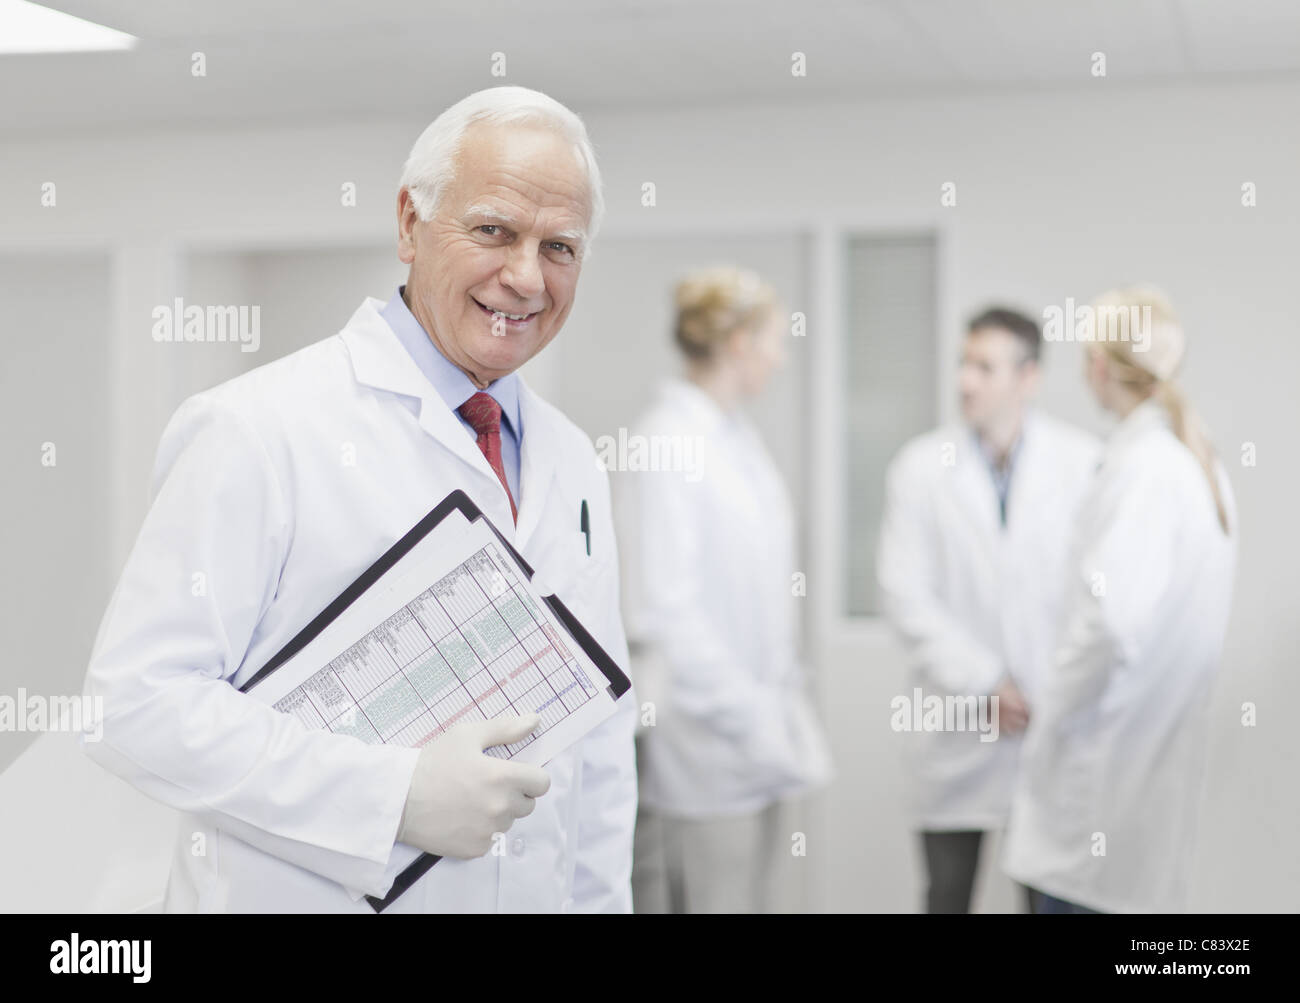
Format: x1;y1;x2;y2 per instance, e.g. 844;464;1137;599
462;203;587;248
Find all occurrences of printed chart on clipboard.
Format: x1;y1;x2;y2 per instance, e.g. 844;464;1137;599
240;490;631;911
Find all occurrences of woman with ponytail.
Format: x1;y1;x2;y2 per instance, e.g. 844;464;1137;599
1002;286;1237;913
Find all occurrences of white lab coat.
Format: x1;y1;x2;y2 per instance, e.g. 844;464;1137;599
614;378;832;818
876;409;1099;829
1002;399;1237;913
80;296;638;913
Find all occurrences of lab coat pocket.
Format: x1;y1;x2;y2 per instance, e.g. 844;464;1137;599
549;531;601;608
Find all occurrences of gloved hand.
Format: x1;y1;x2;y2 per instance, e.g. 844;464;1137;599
397;713;551;858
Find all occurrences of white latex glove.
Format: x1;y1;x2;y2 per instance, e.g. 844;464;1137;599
397;713;551;858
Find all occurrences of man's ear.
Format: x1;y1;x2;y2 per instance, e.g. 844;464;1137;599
396;188;418;265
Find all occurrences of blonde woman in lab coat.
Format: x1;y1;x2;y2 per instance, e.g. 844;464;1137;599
616;266;833;913
1003;286;1237;913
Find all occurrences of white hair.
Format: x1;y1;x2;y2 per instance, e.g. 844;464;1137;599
399;86;604;260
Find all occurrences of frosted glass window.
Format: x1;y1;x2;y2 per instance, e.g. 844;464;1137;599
843;234;937;616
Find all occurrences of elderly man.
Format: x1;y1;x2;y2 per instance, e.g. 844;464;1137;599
80;86;637;913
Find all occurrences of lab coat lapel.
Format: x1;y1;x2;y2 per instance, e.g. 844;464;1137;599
950;427;1002;540
339;297;523;524
1105;398;1167;461
1002;411;1046;535
514;376;558;551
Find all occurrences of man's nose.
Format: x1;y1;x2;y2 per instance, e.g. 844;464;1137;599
499;241;545;300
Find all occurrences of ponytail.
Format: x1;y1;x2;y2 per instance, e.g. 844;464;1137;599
1152;380;1230;536
1090;284;1231;538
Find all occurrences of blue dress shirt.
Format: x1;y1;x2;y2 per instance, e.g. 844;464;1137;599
380;286;522;505
974;424;1023;528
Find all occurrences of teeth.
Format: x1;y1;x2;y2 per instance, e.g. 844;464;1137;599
480;301;531;321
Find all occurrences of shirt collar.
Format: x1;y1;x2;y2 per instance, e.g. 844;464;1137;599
380;285;522;437
972;412;1028;476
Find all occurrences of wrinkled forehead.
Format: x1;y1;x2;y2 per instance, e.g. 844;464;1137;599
448;122;592;228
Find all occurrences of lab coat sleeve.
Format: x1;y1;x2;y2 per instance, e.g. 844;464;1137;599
625;463;790;751
80;395;421;899
569;473;638;912
876;457;1005;696
1042;463;1179;727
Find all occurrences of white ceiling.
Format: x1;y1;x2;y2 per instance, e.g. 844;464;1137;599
5;0;1300;136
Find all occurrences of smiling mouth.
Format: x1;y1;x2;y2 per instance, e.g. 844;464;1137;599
473;297;539;324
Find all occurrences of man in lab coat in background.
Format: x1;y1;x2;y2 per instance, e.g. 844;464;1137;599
79;86;637;913
877;307;1098;913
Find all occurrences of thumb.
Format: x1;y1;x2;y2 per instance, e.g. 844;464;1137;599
476;712;542;750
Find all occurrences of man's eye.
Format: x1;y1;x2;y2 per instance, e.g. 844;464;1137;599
478;225;501;236
548;242;574;256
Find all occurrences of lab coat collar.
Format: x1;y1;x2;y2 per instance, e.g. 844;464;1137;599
380;286;522;440
340;297;556;547
1107;397;1169;454
953;408;1049;535
656;377;740;432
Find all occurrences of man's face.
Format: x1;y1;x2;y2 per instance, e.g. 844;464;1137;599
958;326;1037;430
397;121;591;387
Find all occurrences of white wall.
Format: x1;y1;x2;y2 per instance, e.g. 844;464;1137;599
0;254;113;774
2;77;1296;910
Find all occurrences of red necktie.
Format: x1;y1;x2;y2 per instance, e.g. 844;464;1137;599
458;391;517;524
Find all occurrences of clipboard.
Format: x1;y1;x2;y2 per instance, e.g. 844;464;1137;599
238;489;633;912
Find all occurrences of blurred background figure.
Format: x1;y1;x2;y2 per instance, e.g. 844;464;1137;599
615;266;833;913
877;308;1098;913
1003;286;1238;914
